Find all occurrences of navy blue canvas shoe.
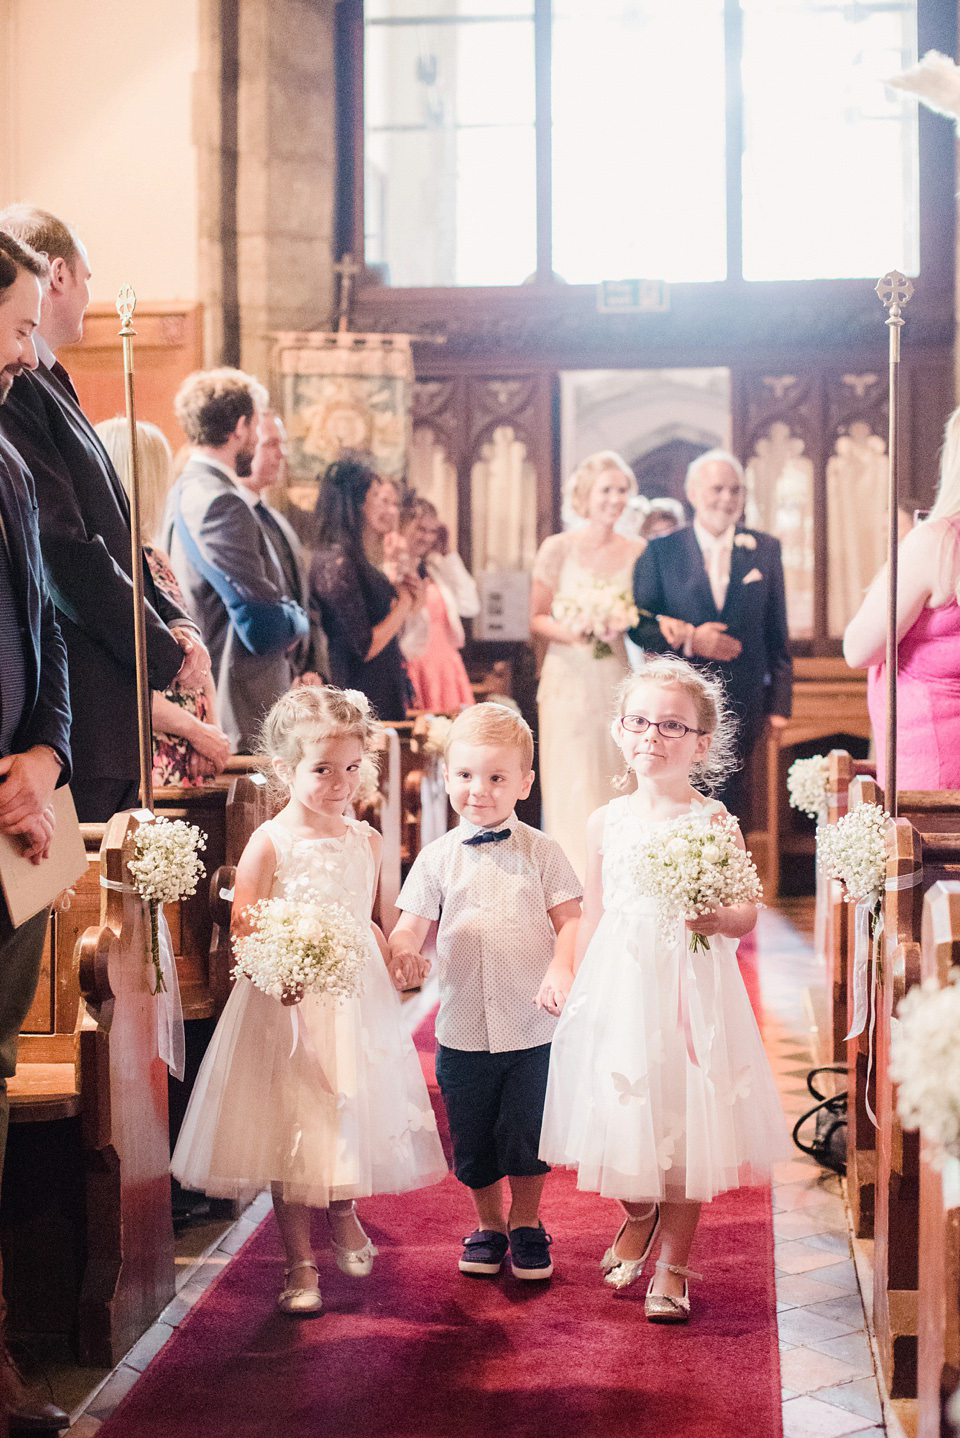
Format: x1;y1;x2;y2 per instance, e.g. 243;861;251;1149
508;1224;554;1280
458;1229;510;1276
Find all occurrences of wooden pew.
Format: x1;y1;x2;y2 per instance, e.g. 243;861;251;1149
2;812;176;1365
824;751;877;1068
845;774;882;1241
917;881;960;1438
866;806;960;1398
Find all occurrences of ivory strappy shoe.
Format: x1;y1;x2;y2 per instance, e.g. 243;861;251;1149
644;1260;702;1323
329;1202;379;1279
600;1205;660;1291
277;1260;323;1315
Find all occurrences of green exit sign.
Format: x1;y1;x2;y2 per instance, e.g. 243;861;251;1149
597;279;670;314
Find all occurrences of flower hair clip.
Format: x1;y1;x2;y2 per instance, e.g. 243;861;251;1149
733;533;757;550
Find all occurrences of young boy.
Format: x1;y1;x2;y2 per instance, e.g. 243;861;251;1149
390;703;581;1280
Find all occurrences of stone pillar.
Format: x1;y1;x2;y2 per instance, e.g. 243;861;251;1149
235;0;337;386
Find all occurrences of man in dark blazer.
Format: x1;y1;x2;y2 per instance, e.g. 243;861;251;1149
165;371;310;753
629;450;792;818
0;205;209;822
0;231;73;1436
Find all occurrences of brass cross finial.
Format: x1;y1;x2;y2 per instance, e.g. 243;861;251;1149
333;253;361;333
875;270;914;318
116;283;137;333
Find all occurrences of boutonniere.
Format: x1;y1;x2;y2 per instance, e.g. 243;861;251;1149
734;532;757;550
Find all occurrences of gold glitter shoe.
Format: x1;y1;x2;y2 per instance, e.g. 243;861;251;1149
600;1205;660;1291
644;1260;701;1323
329;1202;379;1278
277;1260;323;1315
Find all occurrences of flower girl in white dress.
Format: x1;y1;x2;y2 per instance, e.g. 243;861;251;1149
171;687;447;1315
538;657;785;1323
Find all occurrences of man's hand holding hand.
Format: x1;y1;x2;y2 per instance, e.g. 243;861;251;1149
172;625;211;692
691;622;742;662
0;746;62;835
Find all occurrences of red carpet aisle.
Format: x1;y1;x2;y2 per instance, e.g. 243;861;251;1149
96;946;782;1438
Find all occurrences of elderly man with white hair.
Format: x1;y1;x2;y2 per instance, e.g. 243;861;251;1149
628;449;792;819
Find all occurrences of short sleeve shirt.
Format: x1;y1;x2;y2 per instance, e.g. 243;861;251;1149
397;811;582;1053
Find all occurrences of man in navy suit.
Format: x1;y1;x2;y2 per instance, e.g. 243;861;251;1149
0;205;210;822
0;231;73;1435
629;450;792;818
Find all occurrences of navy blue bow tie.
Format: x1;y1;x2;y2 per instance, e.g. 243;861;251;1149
463;828;511;847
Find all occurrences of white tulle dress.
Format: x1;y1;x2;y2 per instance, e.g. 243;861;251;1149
539;795;787;1203
171;817;448;1207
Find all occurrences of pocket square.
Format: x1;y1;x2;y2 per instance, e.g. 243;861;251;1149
742;568;763;585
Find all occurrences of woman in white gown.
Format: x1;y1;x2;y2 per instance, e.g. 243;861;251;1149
531;452;645;878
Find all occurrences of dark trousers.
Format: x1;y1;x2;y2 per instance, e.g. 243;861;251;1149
0;905;50;1176
70;776;140;825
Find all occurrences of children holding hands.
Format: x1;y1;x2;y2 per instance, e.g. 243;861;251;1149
390;703;582;1280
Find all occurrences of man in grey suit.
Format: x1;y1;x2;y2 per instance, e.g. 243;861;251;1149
165;370;310;753
241;410;328;683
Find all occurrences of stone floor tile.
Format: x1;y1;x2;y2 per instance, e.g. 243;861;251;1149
815;1377;884;1424
773;1159;824;1184
65;1419;103;1438
84;1365;141;1422
776;1305;863;1348
779;1345;866;1394
781;1394;879;1438
809;1331;876;1378
218;1218;260;1255
806;1293;873;1329
776;1272;854;1308
774;1209;834;1241
811;1260;861;1294
775;1239;854;1275
803;1229;853;1258
123;1321;176;1373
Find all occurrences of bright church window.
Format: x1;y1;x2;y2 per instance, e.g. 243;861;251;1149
362;0;920;288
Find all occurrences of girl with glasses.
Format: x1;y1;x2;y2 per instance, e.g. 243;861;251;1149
537;656;786;1324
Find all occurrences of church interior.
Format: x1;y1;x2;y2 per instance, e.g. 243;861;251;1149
2;1;960;1435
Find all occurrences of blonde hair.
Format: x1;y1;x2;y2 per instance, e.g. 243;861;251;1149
614;656;737;795
0;203;83;270
565;451;637;520
927;406;960;524
95;418;173;543
444;702;534;772
259;686;381;798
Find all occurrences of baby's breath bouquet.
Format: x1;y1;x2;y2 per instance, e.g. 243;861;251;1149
891;972;960;1162
127;818;207;994
787;755;830;821
412;713;454;757
233;896;368;1002
552;580;640;659
632;813;763;953
815;802;888;904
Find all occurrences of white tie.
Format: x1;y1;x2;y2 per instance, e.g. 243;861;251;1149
705;537;730;611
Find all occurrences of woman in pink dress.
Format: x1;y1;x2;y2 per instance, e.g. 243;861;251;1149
844;406;960;789
398;497;478;712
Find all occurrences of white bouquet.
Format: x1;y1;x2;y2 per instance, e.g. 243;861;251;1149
552;580;640;659
127;818;207;994
233;895;368;1002
891;972;960;1161
815;802;888;903
787;755;829;821
631;812;763;953
412;713;454;757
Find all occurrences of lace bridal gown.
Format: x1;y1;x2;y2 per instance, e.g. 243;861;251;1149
533;532;642;879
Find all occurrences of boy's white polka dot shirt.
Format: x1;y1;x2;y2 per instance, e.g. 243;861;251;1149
397;811;582;1053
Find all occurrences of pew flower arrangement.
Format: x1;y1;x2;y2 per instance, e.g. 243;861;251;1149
412;713;454;758
787;755;830;822
552;580;640;660
631;812;764;954
815;802;888;905
890;971;960;1162
127;818;207;995
233;895;368;1002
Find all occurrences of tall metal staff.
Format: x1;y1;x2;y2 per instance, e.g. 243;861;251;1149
116;283;154;812
874;270;914;818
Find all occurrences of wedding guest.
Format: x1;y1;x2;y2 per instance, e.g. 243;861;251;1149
844;403;960;788
531;451;645;879
629;450;792;820
164;369;310;753
640;496;686;542
399;495;478;712
0;205;209;822
310;460;421;721
243;411;328;684
0;229;72;1438
95;418;231;786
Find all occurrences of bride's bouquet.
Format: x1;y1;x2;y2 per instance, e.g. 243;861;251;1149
233;895;368;1001
552;579;640;659
632;813;763;953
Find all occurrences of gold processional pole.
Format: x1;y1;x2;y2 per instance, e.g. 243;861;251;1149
116;283;154;812
875;270;914;820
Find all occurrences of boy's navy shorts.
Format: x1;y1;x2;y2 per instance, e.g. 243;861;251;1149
434;1042;552;1190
